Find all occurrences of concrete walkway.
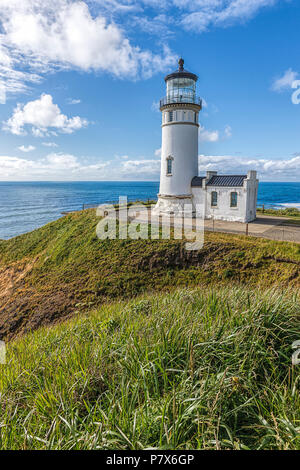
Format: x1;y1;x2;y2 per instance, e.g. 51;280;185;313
204;215;300;243
132;209;300;244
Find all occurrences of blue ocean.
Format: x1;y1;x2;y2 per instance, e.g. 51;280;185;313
0;181;299;240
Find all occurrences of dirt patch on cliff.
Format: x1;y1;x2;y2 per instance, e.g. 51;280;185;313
0;285;77;340
0;259;37;300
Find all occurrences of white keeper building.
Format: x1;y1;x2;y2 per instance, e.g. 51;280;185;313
154;58;259;223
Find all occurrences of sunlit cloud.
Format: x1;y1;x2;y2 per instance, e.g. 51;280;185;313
3;94;88;136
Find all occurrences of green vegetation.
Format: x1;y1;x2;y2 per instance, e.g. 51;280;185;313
0;209;299;450
281;219;300;227
257;207;300;218
0;209;299;340
1;287;299;450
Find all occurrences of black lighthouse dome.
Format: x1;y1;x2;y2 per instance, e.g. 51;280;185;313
164;58;198;82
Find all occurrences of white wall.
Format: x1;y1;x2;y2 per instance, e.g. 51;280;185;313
162;110;198;124
192;186;205;208
192;186;249;222
192;179;258;222
206;187;247;222
159;115;198;197
245;176;259;222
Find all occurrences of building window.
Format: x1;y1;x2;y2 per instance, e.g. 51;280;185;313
168;111;173;122
211;191;218;207
230;192;238;207
194;112;198;123
166;157;173;175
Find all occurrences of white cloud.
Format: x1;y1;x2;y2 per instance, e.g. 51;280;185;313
198;124;231;142
151;101;160;112
110;153;300;181
271;68;299;92
86;0;143;14
181;0;280;32
120;158;161;179
199;154;300;181
199;125;219;142
0;1;286;102
0;81;6;104
201;98;208;108
224;125;232;138
0;0;175;103
93;0;284;37
1;151;299;181
18;145;35;152
114;147;162;179
3;94;88;136
132;13;174;38
0;60;41;104
67;98;81;105
0;152;109;180
42;142;58;147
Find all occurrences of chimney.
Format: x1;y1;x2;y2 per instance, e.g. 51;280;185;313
206;171;217;180
247;170;257;179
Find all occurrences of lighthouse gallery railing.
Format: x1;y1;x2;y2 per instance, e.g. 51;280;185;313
160;96;202;107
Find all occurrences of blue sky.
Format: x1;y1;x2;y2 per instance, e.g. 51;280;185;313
0;0;299;181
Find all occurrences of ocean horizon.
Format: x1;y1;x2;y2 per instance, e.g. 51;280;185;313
0;180;299;240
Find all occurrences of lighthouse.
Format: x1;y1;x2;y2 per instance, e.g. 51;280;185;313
154;58;259;223
154;58;202;215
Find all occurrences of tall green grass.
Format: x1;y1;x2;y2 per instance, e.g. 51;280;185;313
1;286;299;450
257;207;300;218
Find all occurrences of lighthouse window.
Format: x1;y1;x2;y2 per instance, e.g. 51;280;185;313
230;192;238;207
168;111;173;122
167;77;196;104
211;191;218;207
167;157;173;175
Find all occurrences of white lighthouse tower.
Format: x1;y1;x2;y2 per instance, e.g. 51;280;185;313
154;58;202;215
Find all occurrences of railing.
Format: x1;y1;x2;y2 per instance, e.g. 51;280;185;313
160;96;202;107
82;199;156;210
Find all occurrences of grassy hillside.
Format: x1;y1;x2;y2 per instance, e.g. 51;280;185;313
1;287;299;450
0;209;299;340
257;207;300;218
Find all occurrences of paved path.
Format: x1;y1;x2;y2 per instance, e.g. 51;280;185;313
132;210;300;244
204;215;300;242
84;205;300;244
